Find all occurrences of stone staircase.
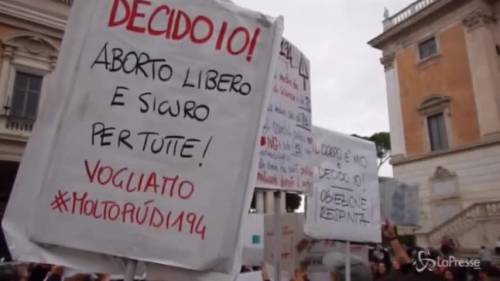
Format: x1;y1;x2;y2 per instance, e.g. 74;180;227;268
427;201;500;249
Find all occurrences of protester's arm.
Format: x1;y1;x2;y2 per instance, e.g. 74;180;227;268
382;221;412;265
261;263;271;281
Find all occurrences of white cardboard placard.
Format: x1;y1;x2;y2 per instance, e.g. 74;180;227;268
304;127;381;243
2;0;283;278
264;213;304;274
242;214;265;266
256;39;313;192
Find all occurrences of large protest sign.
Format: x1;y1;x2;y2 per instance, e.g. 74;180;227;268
256;39;313;192
2;0;283;277
379;177;419;226
304;127;381;243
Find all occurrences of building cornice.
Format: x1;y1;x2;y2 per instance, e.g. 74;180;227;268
462;8;496;30
368;0;459;49
380;52;396;71
392;135;500;166
0;132;27;144
0;1;68;37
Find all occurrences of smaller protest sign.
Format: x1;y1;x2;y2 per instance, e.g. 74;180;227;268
265;264;293;281
242;214;265;266
256;39;313;192
379;178;419;226
263;212;370;280
305;127;381;243
264;213;304;274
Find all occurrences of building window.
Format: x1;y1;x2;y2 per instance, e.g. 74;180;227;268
418;37;437;60
10;72;43;120
427;113;448;151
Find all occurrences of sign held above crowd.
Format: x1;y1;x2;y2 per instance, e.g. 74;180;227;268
305;127;381;243
256;39;313;192
2;0;283;280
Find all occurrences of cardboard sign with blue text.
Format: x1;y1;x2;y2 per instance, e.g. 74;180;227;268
304;127;381;243
2;0;283;278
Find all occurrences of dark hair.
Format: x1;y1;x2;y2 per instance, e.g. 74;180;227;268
0;265;19;281
481;264;500;277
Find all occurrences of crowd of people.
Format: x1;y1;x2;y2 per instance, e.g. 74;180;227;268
0;263;130;281
365;223;500;281
291;222;500;281
1;222;500;281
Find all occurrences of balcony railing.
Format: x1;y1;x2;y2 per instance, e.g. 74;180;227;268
5;117;34;133
428;201;500;247
0;114;34;140
383;0;440;30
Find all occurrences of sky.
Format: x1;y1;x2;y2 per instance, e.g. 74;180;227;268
234;0;415;176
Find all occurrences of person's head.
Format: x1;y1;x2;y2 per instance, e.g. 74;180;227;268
369;262;377;274
65;274;92;281
480;264;500;281
95;273;110;281
377;262;387;275
444;270;454;280
0;264;20;281
391;259;400;271
240;266;252;273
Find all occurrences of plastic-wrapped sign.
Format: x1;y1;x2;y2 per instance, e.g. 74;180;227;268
379;177;419;226
2;0;283;276
256;39;313;192
304;127;381;243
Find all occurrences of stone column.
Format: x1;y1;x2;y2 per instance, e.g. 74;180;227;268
255;190;265;213
280;191;286;214
265;190;274;214
381;52;406;161
0;46;14;115
463;9;500;139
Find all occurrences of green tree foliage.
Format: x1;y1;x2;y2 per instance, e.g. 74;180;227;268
352;132;391;169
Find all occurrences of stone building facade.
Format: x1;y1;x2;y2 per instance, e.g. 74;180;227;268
0;0;70;259
370;0;500;249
